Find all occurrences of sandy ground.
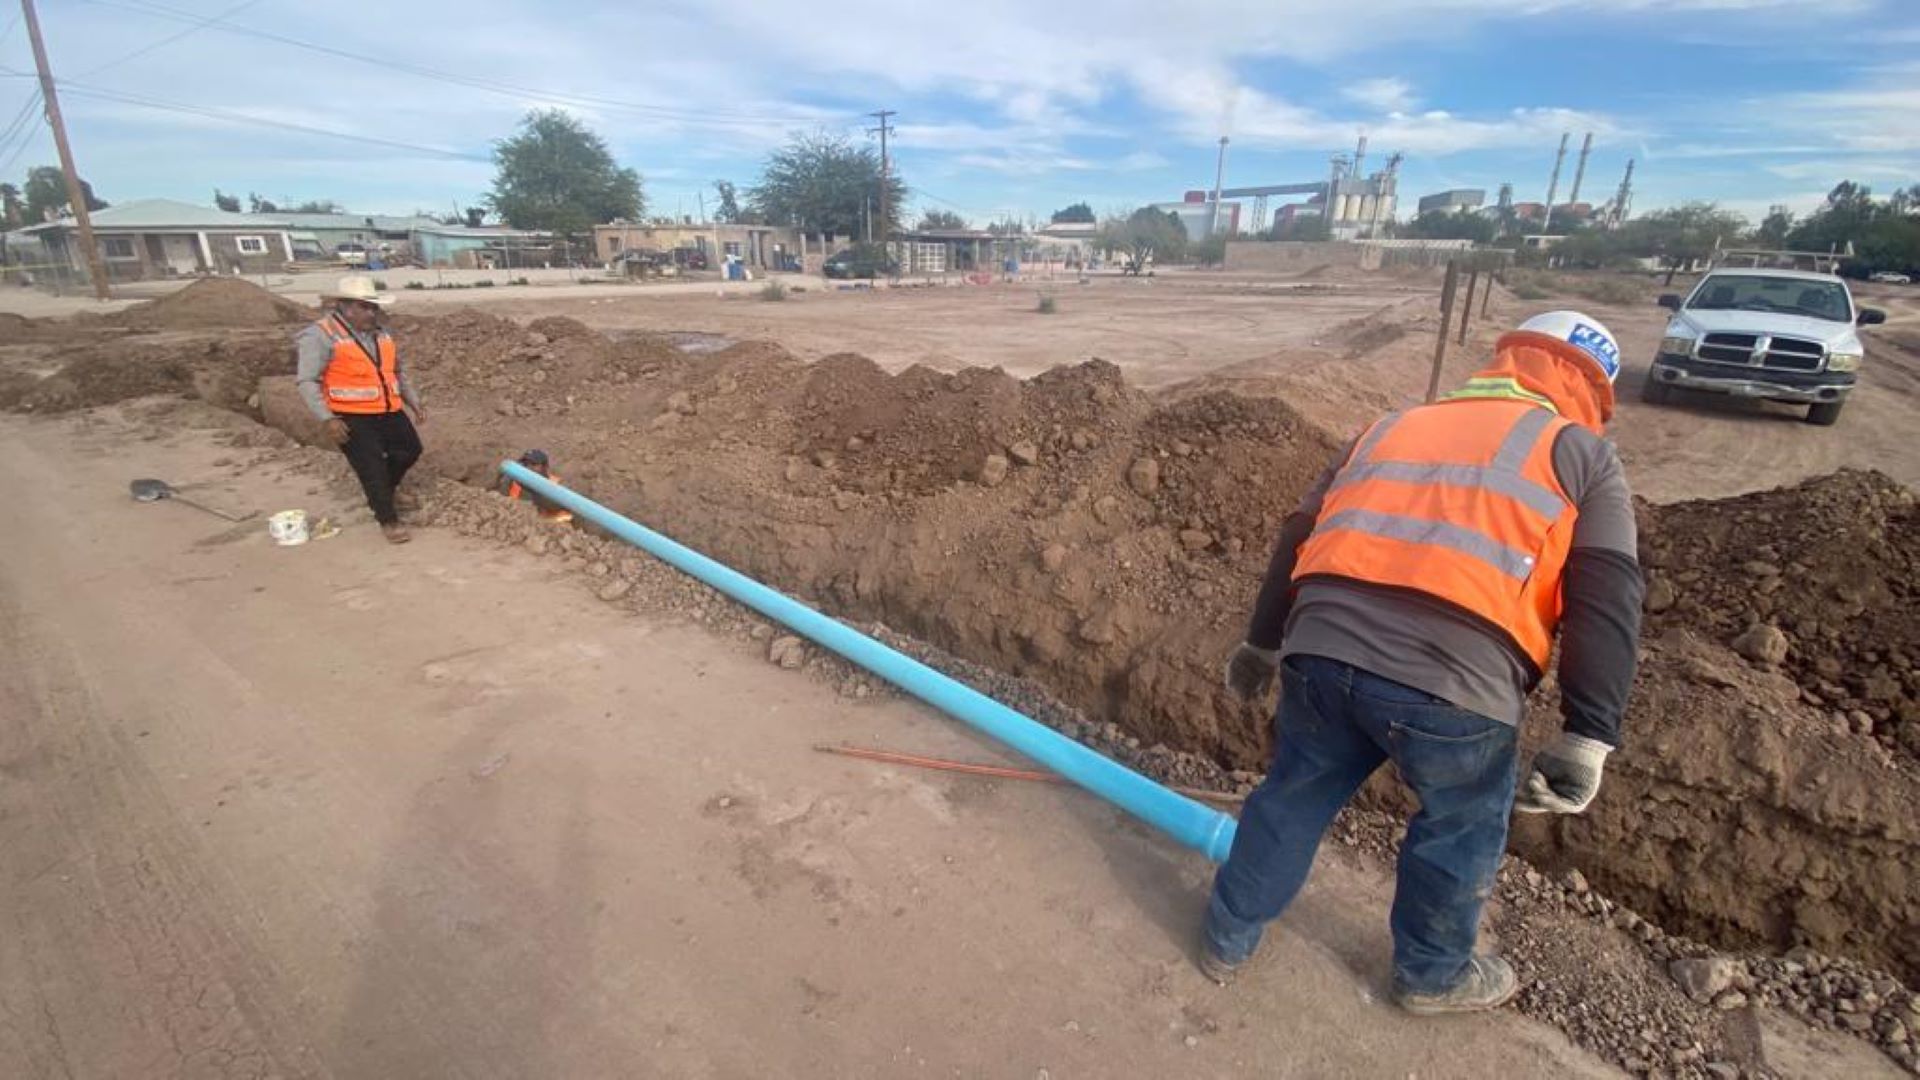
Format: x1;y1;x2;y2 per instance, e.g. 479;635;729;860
0;401;1616;1079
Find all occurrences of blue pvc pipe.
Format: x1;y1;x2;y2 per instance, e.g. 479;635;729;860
500;460;1238;862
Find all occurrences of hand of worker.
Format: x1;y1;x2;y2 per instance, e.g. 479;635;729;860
1514;732;1614;815
409;403;427;426
322;417;350;446
1224;642;1282;702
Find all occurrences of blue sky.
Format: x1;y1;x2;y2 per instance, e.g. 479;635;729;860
4;0;1916;228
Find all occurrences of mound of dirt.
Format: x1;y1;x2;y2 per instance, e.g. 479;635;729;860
1516;628;1920;985
0;331;294;412
1639;469;1920;760
107;278;313;330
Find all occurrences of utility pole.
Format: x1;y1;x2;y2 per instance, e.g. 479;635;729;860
21;0;109;300
868;109;896;243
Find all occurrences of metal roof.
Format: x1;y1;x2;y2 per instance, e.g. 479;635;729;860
11;198;290;234
272;211;442;232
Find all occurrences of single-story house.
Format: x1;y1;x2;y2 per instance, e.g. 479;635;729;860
593;221;809;272
887;228;1006;274
9;198;295;282
273;211;444;263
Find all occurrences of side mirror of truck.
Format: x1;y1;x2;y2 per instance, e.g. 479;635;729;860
1657;294;1682;310
1858;308;1887;325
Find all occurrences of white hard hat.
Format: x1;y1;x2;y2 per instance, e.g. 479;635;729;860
1512;310;1620;384
322;274;392;307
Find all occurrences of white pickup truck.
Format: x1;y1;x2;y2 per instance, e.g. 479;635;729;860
1643;267;1887;425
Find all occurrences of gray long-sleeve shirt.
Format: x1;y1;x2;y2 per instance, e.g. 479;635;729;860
1246;414;1644;746
294;317;418;422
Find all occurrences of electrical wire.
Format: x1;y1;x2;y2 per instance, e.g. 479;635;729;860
0;11;21;51
59;81;486;161
78;0;265;77
81;0;863;130
0;90;44;171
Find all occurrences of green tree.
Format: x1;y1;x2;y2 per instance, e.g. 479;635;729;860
747;132;902;240
1050;201;1095;224
713;180;741;223
1097;206;1188;260
486;109;644;238
289;199;342;214
1401;208;1495;244
1626;202;1748;283
212;189;241;212
916;209;967;231
24;166;106;224
1754;205;1794;248
1785;181;1920;276
248;192;279;213
2;182;24;227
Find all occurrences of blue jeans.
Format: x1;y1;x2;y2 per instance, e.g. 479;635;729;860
1204;654;1518;994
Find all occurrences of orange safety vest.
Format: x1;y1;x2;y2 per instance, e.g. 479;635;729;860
508;474;573;521
1292;393;1577;671
317;316;402;415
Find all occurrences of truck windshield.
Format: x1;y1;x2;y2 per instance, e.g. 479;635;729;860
1687;275;1852;322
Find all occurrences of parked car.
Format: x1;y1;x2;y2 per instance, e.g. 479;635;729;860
334;241;368;266
823;245;897;280
1643;267;1886;426
1868;271;1912;285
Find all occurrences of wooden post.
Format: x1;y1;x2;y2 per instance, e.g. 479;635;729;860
1458;269;1477;345
1427;260;1461;402
1481;267;1495;319
22;0;109;300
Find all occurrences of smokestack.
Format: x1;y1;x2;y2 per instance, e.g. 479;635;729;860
1542;132;1569;232
1353;133;1368;179
1207;136;1230;237
1567;132;1593;207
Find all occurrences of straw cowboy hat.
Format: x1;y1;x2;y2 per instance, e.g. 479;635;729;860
321;275;392;307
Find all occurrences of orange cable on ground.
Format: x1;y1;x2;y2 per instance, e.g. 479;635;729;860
813;743;1246;805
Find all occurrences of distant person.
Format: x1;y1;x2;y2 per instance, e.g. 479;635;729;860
502;449;573;523
1202;311;1644;1015
295;275;424;544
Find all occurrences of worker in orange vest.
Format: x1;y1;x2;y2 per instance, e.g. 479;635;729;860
1201;311;1644;1015
504;449;573;523
294;275;424;544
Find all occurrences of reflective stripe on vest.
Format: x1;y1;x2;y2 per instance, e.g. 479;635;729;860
1441;374;1559;411
1293;397;1577;668
1326;406;1568;520
317;318;401;414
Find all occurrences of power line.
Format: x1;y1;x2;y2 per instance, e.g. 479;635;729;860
81;0;864;130
60;81;488;161
0;118;43;176
78;0;264;77
0;11;21;51
0;90;43;172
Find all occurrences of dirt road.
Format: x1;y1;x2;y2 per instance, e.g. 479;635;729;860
0;402;1611;1078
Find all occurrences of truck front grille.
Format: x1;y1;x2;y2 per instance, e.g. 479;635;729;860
1693;333;1825;372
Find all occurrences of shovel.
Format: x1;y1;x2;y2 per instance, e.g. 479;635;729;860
129;478;255;522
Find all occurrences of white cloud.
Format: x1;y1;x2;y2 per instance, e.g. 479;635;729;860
1343;78;1418;113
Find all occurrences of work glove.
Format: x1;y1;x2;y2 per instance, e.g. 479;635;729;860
1224;642;1282;702
1514;733;1614;815
322;417;351;446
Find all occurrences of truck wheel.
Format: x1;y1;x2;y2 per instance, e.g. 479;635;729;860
1805;400;1844;426
1641;377;1672;404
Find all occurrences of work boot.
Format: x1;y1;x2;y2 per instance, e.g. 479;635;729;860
381;522;412;544
1196;926;1243;986
393;489;421;512
1394;955;1518;1016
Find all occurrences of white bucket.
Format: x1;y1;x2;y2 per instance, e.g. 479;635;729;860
268;509;309;546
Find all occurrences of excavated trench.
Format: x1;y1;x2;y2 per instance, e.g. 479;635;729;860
5;283;1917;984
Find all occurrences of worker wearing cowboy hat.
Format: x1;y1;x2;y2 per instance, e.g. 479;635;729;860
294;274;425;543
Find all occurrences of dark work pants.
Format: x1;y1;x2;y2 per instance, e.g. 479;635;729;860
338;411;422;525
